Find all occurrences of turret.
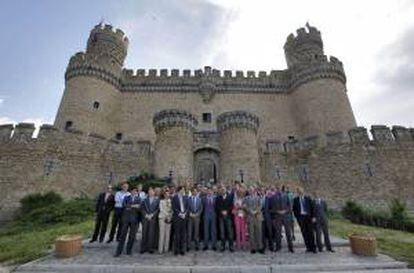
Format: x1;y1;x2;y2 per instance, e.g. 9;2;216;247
287;24;357;137
284;23;324;68
54;24;127;138
86;24;129;69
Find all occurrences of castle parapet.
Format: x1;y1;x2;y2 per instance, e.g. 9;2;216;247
153;109;198;134
348;127;369;145
0;124;14;141
371;125;394;142
11;123;35;142
37;124;59;140
217;111;260;134
392;126;412;141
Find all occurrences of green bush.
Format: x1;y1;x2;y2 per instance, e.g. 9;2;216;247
20;191;63;214
341;199;413;233
389;199;409;230
342;201;364;223
15;197;94;226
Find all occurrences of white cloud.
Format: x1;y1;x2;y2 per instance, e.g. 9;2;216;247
0;116;15;124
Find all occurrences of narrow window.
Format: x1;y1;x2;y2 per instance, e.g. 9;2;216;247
65;121;73;130
273;166;281;179
202;113;212;123
93;101;100;109
364;162;374;177
115;133;123;141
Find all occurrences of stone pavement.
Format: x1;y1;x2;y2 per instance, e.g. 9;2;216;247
14;230;413;273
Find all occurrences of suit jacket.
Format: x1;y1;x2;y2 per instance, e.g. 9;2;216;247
313;198;328;221
243;195;263;221
95;192;115;214
293;195;314;219
202;194;216;218
171;194;189;220
188;195;203;216
215;194;233;217
142;196;160;218
267;191;291;219
121;194;141;222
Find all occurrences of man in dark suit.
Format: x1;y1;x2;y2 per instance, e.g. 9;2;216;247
268;188;294;252
140;187;160;254
293;187;317;253
90;185;115;243
202;187;217;251
172;186;189;255
187;187;203;251
114;187;141;257
313;196;334;252
215;186;234;252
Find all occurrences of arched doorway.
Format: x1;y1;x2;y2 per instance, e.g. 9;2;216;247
194;148;219;185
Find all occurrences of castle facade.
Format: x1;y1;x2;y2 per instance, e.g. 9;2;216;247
0;24;413;220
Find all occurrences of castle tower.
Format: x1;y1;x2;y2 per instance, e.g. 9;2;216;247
217;111;260;184
285;23;357;137
54;24;129;138
153;109;198;183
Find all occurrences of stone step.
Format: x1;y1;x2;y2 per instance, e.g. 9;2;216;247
16;261;409;273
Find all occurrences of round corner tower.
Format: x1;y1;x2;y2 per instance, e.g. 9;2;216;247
153;109;198;183
285;23;356;137
217;111;260;184
54;24;129;138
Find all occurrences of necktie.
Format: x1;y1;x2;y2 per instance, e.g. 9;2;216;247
193;197;196;213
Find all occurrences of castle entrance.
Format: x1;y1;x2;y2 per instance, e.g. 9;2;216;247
193;148;219;185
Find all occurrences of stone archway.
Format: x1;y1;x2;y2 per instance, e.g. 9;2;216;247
193;148;220;185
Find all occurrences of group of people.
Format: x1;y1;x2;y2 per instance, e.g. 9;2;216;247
90;181;334;257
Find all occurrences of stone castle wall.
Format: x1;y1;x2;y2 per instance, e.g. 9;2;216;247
0;123;151;221
262;126;414;209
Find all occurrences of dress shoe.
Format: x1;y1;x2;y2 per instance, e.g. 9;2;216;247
174;252;179;256
140;250;146;254
212;246;217;251
180;251;185;256
89;239;96;243
195;246;199;251
148;250;154;254
258;249;265;254
328;249;335;253
220;247;225;252
106;239;113;244
98;239;103;243
126;251;132;255
113;253;121;257
229;247;234;252
202;246;208;251
312;249;318;254
288;248;294;253
250;250;256;254
186;247;190;252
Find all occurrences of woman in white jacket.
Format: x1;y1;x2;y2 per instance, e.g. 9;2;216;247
158;188;172;253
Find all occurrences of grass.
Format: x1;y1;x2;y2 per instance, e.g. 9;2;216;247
0;219;93;264
329;218;414;268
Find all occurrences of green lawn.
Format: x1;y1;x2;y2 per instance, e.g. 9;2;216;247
330;218;414;268
0;220;93;264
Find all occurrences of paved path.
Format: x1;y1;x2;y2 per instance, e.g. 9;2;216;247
14;229;413;273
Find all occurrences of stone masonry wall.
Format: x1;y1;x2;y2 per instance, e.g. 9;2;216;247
262;126;414;210
0;124;151;221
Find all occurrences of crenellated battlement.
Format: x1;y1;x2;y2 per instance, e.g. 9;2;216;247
0;123;152;153
265;125;414;154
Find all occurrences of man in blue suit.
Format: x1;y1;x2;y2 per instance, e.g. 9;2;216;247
114;187;141;257
202;187;217;251
140;187;160;254
172;186;189;255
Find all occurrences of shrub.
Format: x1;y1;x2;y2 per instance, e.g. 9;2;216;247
20;191;63;214
113;171;168;192
342;200;364;223
389;199;409;230
15;197;94;226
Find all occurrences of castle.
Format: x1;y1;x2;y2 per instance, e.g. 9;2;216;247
0;23;413;220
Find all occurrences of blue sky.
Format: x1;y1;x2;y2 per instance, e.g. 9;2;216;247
0;0;413;130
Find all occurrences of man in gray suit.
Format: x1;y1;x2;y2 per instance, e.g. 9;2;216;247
187;187;203;251
140;187;160;254
313;195;334;252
